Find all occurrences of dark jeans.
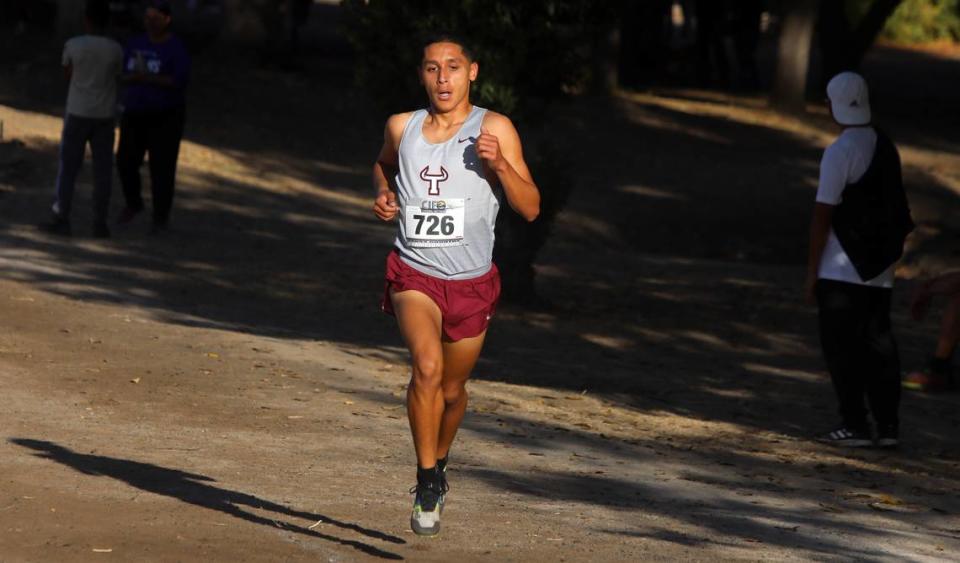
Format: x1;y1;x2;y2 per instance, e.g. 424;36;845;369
816;279;901;431
116;105;185;226
55;114;115;223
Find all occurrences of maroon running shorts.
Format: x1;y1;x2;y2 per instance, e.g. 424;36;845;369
381;250;501;342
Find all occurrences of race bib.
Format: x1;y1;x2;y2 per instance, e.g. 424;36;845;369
404;198;465;247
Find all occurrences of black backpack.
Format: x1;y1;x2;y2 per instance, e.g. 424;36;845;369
832;129;915;281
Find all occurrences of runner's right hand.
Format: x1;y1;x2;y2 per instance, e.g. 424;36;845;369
374;189;398;221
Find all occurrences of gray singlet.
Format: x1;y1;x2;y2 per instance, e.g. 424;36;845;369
393;106;500;280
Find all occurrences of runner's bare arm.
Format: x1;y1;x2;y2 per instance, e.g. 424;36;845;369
477;113;540;222
373;113;412;221
805;203;833;303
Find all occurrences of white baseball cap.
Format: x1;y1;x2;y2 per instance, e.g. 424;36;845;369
826;72;871;126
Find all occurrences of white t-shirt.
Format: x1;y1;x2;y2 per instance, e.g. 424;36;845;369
62;35;124;119
815;126;895;288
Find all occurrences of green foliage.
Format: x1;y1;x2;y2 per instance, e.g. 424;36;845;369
847;0;960;43
884;0;960;42
339;0;611;119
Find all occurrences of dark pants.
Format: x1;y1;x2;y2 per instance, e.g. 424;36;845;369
55;114;115;223
116;105;185;226
816;279;901;432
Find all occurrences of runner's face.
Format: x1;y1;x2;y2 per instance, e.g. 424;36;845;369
420;42;477;113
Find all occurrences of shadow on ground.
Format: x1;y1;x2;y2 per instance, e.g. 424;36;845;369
2;42;958;436
9;438;406;560
2;34;959;554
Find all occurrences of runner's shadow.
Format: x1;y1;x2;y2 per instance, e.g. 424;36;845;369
9;438;405;560
461;139;484;178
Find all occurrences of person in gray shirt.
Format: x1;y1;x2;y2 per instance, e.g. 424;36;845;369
40;0;122;238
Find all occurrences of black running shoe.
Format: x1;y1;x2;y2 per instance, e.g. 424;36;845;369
876;426;899;449
437;456;449;495
817;427;872;448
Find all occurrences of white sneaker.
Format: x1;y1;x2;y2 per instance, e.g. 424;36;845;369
409;481;444;536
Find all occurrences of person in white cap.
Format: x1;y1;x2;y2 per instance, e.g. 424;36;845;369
805;71;914;448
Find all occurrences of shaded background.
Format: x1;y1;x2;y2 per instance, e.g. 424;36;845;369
0;2;958;559
1;0;957;420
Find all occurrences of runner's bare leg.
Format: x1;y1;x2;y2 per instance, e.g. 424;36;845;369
437;331;486;460
392;289;445;468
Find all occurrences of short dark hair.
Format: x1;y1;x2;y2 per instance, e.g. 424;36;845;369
85;0;110;29
149;0;173;16
421;32;474;62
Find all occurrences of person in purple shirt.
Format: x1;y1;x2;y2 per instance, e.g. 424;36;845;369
116;0;190;233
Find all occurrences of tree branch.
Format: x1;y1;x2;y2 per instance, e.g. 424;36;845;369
850;0;904;64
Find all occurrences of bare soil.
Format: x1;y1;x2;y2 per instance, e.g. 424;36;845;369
0;40;959;562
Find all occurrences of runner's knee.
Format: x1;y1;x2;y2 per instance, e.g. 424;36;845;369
411;355;443;388
442;383;467;406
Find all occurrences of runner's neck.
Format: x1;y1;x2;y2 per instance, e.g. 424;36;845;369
427;104;473;130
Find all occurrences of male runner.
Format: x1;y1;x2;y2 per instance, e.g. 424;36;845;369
372;34;540;536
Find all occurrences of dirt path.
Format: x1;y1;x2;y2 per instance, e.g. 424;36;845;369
1;44;960;562
2;264;958;562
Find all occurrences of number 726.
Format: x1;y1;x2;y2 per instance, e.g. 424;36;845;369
412;214;455;236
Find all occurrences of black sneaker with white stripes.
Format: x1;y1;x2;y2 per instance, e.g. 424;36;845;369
817;426;873;447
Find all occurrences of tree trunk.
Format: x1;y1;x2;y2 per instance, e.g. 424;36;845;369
493;141;574;307
847;0;902;65
592;18;621;94
819;0;903;87
817;0;851;85
618;0;672;88
771;0;819;112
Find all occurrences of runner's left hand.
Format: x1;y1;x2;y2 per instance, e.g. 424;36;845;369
476;127;506;172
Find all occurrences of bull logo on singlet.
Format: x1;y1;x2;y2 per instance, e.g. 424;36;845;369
420;166;448;196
